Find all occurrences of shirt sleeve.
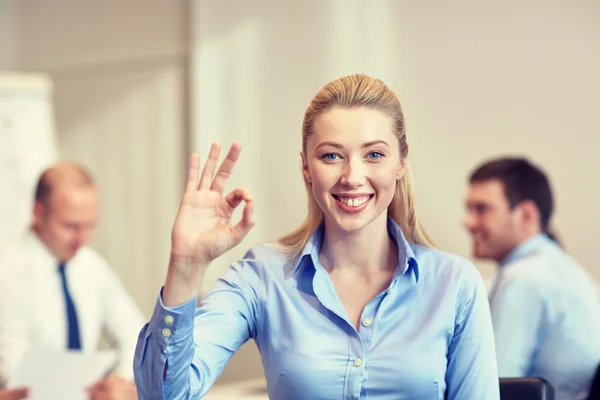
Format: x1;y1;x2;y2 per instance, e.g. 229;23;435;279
445;265;500;400
134;257;263;399
97;260;146;381
0;256;31;387
490;273;544;377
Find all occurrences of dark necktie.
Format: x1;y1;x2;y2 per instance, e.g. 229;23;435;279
58;263;81;350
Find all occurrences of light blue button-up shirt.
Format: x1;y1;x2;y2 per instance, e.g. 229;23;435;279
490;234;600;400
134;218;499;399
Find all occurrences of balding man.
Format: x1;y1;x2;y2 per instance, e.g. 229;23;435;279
0;162;143;399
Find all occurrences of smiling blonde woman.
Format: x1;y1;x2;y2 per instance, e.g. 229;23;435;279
134;74;499;400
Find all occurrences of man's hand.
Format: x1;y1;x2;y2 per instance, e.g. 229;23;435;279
87;374;136;400
0;387;29;400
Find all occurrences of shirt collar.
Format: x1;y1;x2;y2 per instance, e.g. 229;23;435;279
291;223;324;277
27;230;57;259
500;233;552;267
26;229;66;270
291;217;420;283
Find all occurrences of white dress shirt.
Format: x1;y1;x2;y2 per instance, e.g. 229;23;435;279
0;230;145;385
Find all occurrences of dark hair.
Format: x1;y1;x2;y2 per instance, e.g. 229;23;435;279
469;157;558;241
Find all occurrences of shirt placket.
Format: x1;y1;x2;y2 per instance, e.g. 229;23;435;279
312;266;366;399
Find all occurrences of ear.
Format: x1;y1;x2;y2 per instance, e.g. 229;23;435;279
300;151;312;183
396;158;407;181
517;199;540;226
32;201;45;226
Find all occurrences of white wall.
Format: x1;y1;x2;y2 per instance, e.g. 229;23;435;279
191;0;600;382
0;0;17;69
7;0;190;317
191;0;600;279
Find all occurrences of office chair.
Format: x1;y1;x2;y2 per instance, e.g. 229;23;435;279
588;364;600;400
499;377;554;400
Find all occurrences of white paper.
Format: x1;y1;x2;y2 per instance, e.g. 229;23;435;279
11;348;118;400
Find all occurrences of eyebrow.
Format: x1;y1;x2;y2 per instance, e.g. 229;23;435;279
315;140;390;150
465;201;493;210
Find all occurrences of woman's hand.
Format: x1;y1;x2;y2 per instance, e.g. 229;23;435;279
163;142;255;306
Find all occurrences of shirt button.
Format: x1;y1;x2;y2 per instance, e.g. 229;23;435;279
161;328;172;338
386;288;394;294
354;358;363;367
362;318;372;327
164;315;174;325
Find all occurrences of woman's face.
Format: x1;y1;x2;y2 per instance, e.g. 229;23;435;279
302;107;405;235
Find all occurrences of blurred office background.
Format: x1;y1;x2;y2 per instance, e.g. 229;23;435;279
1;0;599;384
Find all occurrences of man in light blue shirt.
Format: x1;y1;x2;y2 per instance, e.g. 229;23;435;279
464;157;600;400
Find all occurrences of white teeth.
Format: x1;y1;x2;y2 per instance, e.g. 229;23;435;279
338;196;370;207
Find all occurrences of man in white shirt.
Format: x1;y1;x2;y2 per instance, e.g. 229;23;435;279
0;162;144;399
464;157;600;400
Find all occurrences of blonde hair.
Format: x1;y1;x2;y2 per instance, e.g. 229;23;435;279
278;74;434;255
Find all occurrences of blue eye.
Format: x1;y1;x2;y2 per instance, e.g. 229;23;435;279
321;153;340;162
367;151;384;159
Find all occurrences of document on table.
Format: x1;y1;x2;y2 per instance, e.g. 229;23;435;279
11;348;118;400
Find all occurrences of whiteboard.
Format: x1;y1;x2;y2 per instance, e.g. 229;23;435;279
0;72;58;246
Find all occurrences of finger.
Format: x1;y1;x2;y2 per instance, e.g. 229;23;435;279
184;153;200;193
85;386;97;399
230;200;255;244
197;142;222;190
242;199;256;228
86;384;101;397
84;384;116;400
5;388;29;400
224;187;252;209
210;142;242;194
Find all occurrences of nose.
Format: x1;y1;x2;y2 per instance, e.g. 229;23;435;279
340;157;366;188
463;211;477;231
